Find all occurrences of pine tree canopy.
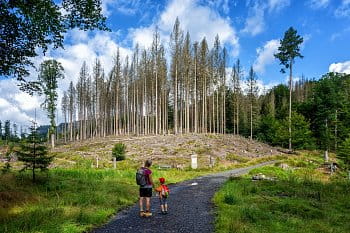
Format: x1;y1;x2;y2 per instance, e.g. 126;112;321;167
274;27;304;73
0;0;108;81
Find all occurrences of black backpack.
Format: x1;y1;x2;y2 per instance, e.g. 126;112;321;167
136;168;147;186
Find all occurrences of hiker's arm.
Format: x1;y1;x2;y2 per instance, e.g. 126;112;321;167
149;174;154;187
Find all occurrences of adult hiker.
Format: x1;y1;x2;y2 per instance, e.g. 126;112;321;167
136;159;154;217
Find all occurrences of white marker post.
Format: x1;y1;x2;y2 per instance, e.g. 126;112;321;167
113;157;116;169
209;155;215;168
191;154;198;169
96;157;99;168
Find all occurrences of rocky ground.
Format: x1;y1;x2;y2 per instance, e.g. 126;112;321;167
48;134;282;169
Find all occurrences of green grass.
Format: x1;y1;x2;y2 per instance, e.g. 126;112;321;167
214;153;350;233
0;166;208;233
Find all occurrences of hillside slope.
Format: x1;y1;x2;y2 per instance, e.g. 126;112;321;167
51;134;282;168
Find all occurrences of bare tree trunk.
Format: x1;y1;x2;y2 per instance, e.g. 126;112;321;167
250;102;253;140
194;58;197;133
51;133;55;149
335;109;338;152
289;61;292;151
174;63;178;134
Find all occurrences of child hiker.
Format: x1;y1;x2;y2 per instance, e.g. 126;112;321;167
156;177;169;215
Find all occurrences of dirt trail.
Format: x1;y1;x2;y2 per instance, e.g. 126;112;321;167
92;161;276;233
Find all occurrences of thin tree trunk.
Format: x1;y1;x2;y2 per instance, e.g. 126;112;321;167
289;61;292;151
174;63;178;134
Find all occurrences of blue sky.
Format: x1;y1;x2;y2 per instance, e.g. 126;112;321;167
1;0;350;126
97;0;350;82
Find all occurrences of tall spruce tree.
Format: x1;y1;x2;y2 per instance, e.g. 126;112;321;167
170;17;183;134
247;66;258;140
274;27;303;151
37;59;64;148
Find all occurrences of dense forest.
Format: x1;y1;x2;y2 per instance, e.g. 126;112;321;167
1;19;349;154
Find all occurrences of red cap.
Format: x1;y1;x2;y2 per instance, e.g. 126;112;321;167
159;177;165;183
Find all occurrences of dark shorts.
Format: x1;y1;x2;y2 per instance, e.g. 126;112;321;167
140;188;152;197
159;197;168;205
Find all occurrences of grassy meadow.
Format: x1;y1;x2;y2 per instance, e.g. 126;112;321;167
0;160;211;233
214;152;350;233
0;132;286;233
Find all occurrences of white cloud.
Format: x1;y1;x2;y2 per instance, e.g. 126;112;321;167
329;61;350;74
267;0;290;12
241;4;265;36
128;0;239;56
14;92;41;111
102;0;153;17
0;30;132;127
54;31;132;89
202;0;230;14
253;39;280;74
241;0;290;36
128;26;155;49
102;0;138;16
240;77;279;96
51;31;132;124
335;0;350;17
0;79;47;126
301;33;312;50
307;0;330;9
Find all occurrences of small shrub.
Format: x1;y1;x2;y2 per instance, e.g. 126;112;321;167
112;143;126;161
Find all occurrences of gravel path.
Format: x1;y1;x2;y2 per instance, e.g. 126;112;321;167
92;161;276;233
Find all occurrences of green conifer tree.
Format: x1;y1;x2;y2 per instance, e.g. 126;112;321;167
16;121;53;182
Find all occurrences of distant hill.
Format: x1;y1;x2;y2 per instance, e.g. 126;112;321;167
37;123;66;137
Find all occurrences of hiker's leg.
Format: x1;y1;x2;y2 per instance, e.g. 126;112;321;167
139;197;144;211
160;199;165;212
164;199;168;211
146;197;151;211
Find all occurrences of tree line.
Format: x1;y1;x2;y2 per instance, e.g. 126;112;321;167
56;19;350;159
4;18;349;159
60;18;228;143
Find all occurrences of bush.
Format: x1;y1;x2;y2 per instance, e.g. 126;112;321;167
112;143;126;161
